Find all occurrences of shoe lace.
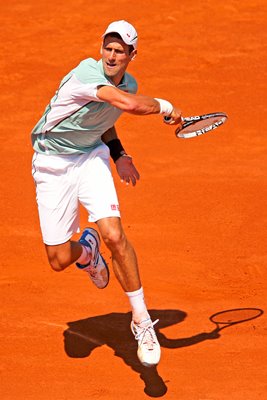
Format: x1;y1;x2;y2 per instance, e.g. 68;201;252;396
84;254;101;280
87;265;98;278
89;248;100;269
133;319;159;350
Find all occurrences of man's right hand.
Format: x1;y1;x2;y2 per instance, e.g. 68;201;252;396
164;107;183;126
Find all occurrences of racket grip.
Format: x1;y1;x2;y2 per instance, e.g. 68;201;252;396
163;116;184;124
163;116;173;124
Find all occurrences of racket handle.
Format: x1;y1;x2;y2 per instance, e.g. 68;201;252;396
163;116;184;124
164;116;172;123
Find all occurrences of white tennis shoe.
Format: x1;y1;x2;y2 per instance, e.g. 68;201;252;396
76;228;109;289
131;318;161;367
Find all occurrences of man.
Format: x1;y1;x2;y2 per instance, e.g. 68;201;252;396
31;20;182;367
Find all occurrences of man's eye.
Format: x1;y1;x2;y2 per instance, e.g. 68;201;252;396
104;48;124;54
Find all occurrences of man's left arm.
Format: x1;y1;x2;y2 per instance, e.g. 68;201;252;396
101;127;140;186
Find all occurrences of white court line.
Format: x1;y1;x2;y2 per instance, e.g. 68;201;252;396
39;321;103;345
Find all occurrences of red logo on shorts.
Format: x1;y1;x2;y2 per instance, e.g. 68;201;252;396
111;204;119;211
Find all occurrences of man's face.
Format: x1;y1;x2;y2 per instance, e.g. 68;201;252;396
101;35;136;85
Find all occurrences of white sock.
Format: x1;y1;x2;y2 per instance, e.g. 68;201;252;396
76;245;91;266
125;287;150;324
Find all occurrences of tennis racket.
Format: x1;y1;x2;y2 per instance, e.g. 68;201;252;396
164;112;228;139
209;308;263;332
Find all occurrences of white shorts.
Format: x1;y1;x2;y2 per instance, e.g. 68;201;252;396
32;144;120;245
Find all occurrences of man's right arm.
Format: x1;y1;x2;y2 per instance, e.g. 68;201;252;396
97;85;182;124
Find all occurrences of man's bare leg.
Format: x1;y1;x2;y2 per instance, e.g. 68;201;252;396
96;217;149;322
45;240;83;271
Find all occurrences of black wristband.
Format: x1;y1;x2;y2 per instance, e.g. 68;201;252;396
106;139;126;162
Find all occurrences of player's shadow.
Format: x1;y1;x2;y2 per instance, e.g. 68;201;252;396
63;309;220;397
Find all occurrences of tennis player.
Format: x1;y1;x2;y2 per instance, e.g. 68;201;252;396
31;20;182;367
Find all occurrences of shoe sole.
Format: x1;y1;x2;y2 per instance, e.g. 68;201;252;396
83;228;110;289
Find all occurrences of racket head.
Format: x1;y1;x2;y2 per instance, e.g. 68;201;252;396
176;112;228;139
210;307;264;325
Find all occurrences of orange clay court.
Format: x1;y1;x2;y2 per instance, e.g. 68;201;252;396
0;1;266;399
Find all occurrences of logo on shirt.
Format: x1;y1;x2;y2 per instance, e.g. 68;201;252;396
111;204;119;211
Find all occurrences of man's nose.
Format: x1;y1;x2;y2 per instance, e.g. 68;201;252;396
108;50;116;60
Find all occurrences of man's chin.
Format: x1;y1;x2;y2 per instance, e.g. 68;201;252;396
105;68;118;76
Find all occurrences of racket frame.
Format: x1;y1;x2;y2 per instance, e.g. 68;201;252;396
177;112;228;138
164;112;228;139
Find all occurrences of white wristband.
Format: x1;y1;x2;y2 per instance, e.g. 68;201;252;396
154;98;173;116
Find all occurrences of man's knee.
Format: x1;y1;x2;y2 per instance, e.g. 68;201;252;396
101;225;126;251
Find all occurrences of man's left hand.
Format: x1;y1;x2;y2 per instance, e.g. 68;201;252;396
115;155;140;186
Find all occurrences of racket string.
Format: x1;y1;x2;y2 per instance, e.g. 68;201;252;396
182;117;224;133
175;112;228;138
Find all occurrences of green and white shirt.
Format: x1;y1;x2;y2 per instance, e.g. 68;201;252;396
31;58;138;155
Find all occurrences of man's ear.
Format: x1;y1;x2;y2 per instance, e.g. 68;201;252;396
100;46;103;55
130;50;137;61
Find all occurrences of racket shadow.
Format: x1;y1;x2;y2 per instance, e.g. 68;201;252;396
62;307;264;398
209;307;264;334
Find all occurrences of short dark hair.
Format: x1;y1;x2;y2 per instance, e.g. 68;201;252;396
104;33;134;54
